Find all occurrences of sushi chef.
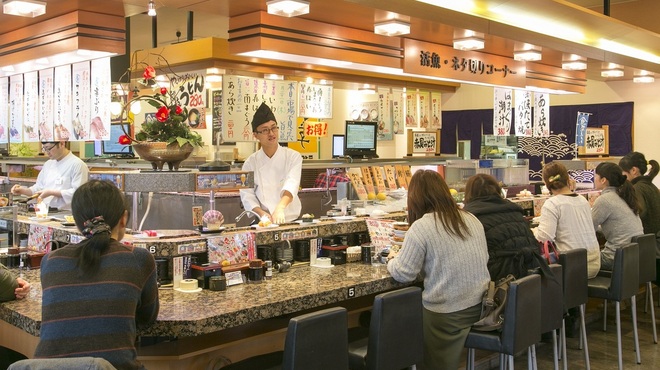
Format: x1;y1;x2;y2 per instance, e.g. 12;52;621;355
240;103;302;224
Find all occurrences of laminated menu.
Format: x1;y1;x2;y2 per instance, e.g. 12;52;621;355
207;232;256;264
360;167;375;194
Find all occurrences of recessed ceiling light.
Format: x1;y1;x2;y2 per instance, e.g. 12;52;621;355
513;49;542;62
267;0;310;17
633;71;654;83
601;68;624;78
453;36;484;51
562;54;587;70
2;0;46;18
374;20;411;36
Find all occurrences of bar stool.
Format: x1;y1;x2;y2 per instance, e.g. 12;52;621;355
465;274;542;370
8;357;117;370
632;233;657;344
224;306;349;370
557;248;590;370
587;242;640;370
533;264;563;370
347;286;423;370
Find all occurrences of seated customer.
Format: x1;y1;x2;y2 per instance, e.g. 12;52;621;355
314;168;350;188
619;152;660;239
592;162;643;270
1;265;31;369
463;174;549;281
533;162;601;278
386;170;489;370
35;180;159;370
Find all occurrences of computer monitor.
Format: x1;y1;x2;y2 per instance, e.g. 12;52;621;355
344;120;378;159
102;123;133;157
332;134;345;158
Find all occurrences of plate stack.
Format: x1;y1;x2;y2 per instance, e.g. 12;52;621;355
390;222;409;252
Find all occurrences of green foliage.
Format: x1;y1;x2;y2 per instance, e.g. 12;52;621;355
10;143;37;157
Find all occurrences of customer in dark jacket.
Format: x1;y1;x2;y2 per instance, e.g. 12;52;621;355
619;152;660;238
463;174;547;281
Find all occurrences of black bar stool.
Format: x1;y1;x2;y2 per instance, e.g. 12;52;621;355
632;233;657;344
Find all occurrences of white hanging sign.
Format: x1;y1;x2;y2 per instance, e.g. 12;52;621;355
297;82;332;119
9;74;23;143
39;68;54;141
514;89;532;137
0;77;8;144
54;65;73;141
430;92;442;129
90;58;111;140
533;92;550;137
493;87;512;136
72;62;91;140
23;71;39;142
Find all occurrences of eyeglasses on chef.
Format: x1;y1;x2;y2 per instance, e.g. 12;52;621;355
256;125;279;135
42;143;58;152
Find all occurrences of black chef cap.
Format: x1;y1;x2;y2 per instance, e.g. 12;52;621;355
251;103;277;132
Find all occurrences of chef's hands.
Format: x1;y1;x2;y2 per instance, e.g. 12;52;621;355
11;184;29;196
15;278;30;300
272;206;286;225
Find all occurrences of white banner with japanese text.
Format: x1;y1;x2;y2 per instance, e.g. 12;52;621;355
297;82;332;119
533;93;550;137
54;65;73;141
430;92;442;129
514;89;532;137
377;90;393;140
9;74;23;143
38;68;54;141
493;88;512;136
171;70;206;129
23;71;39;142
72;62;91;140
0;77;8;144
90;58;111;140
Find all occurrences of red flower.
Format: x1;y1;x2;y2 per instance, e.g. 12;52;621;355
118;134;132;145
160;87;167;95
143;66;156;81
155;106;170;122
175;106;183;115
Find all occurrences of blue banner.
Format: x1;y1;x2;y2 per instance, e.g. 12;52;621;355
575;112;590;146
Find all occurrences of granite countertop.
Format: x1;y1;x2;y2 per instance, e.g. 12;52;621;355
0;262;408;339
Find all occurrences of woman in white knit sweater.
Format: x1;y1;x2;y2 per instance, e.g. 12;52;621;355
387;170;490;370
592;162;643;270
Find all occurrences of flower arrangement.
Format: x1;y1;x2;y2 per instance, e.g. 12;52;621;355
118;55;203;148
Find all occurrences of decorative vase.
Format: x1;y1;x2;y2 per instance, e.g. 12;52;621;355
132;142;194;171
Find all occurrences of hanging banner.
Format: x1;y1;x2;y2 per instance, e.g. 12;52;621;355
418;91;430;128
39;68;54;141
23;72;39;142
289;117;319;160
575;111;590;147
171;70;206;129
90;58;111;140
377;89;393;140
0;77;8;144
222;75;297;142
72;62;91;140
430;92;442;129
297;82;332;119
392;90;403;135
533;92;550;137
54;65;73;141
514;89;532;137
493;88;512;136
405;91;418;128
9;74;23;143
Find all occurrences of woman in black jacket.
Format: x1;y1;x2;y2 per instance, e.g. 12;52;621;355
463;174;546;281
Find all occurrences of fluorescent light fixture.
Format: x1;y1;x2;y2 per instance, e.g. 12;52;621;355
359;84;376;94
513;49;542;62
453;36;484;51
562;54;587;70
264;74;284;80
147;0;156;16
633;71;654;83
374;20;411;36
267;0;309;17
2;0;46;18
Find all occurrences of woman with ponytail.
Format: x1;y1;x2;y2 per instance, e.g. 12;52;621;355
619;151;660;238
592;162;643;270
35;180;159;369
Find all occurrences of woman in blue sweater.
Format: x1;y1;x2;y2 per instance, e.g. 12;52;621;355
35;180;159;369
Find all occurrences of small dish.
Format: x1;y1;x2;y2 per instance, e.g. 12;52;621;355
29;216;51;222
174;287;203;293
332;216;356;222
133;233;164;240
254;224;279;229
351;109;360;120
294;219;320;224
360;109;369;120
370;109;378;119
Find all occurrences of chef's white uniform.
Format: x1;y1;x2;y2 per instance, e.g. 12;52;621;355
240;145;302;223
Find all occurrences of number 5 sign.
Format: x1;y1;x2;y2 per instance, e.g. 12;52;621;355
407;129;441;156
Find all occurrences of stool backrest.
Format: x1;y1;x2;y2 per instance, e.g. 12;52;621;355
367;286;424;370
632;234;657;283
539;264;564;333
501;274;541;354
558;248;588;310
282;306;348;370
609;242;639;301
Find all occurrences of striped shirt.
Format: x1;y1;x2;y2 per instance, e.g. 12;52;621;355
35;240;159;370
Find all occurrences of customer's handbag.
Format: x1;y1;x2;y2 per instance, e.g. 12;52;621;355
540;240;560;264
472;274;516;332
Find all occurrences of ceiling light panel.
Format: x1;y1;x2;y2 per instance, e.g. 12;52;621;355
374;20;411;36
267;0;310;17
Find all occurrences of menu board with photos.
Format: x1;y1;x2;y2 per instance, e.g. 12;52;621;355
222;75;298;142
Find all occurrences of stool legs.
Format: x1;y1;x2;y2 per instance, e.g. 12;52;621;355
646;281;658;343
579;304;591;370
